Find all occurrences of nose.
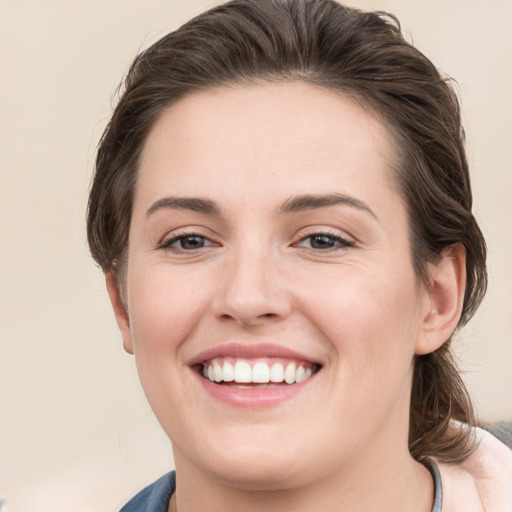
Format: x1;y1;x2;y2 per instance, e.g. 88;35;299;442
211;247;293;328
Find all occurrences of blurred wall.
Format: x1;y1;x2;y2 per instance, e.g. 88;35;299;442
0;1;510;510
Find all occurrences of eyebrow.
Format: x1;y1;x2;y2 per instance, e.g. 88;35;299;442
279;193;377;219
145;192;376;220
145;196;220;217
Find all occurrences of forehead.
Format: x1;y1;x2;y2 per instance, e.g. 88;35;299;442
136;82;399;214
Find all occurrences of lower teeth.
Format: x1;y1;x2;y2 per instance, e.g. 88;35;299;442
225;383;286;389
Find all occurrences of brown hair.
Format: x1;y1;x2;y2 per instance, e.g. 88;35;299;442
87;0;487;462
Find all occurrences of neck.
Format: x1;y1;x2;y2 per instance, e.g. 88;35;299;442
170;445;434;512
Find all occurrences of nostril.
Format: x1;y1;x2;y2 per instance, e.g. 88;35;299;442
218;312;279;323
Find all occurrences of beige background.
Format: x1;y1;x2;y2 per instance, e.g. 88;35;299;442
0;1;510;510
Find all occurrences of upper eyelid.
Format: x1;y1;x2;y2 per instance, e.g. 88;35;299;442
158;225;214;243
164;233;208;244
294;226;355;242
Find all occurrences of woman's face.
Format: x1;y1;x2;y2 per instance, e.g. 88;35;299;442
115;82;434;488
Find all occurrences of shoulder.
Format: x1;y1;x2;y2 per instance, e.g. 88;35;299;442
437;426;512;512
120;471;176;512
461;427;512;509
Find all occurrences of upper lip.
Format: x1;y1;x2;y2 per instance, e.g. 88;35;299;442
188;343;322;366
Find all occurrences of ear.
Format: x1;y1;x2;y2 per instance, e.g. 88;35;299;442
105;271;134;355
415;245;467;355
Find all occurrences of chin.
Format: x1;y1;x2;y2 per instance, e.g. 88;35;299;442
181;433;313;491
207;457;306;491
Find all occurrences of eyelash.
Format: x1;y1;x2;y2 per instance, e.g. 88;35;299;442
159;230;354;253
159;232;213;252
295;231;355;251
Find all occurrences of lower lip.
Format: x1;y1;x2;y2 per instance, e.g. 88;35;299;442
195;372;316;408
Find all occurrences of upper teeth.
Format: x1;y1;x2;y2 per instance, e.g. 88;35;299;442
202;358;315;384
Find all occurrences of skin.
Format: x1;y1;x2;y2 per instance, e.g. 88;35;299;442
107;82;466;512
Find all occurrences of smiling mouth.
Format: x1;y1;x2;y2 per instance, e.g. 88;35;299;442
198;358;321;387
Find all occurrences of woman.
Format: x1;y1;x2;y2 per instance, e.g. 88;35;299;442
87;0;512;510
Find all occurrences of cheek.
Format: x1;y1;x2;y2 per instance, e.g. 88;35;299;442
126;263;212;358
124;264;213;426
297;264;422;371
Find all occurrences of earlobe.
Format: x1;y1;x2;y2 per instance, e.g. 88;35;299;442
105;272;134;355
415;245;467;355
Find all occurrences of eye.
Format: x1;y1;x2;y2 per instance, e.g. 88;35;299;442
297;233;354;250
161;233;212;251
